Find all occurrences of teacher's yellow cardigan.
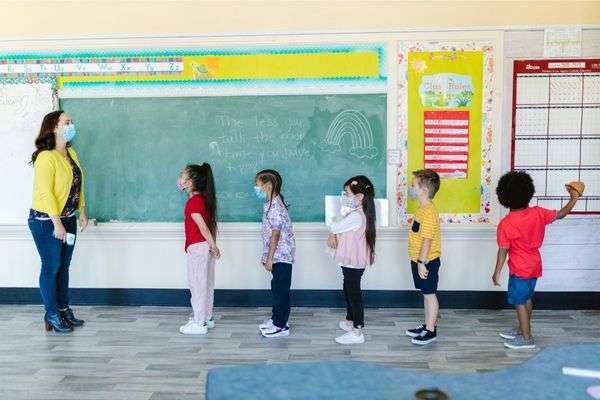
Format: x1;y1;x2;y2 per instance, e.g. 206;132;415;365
31;147;85;216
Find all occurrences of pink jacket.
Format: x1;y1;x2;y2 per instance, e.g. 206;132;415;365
334;208;372;268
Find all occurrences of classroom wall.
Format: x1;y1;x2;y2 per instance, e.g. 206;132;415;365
0;1;598;37
1;2;599;304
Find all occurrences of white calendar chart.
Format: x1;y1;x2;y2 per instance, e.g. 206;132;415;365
512;59;600;214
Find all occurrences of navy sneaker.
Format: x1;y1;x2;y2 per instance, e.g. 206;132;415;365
261;325;290;338
405;324;426;338
412;329;437;345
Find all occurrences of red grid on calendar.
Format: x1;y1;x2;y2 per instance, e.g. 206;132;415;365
424;110;469;179
512;59;600;214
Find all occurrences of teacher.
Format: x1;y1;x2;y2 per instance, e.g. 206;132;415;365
28;111;88;333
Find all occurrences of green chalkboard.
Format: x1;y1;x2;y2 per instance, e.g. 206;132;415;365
61;94;386;222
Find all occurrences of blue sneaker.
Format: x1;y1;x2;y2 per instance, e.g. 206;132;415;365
499;327;519;340
504;334;535;349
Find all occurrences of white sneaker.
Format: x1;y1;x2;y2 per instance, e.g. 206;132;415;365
259;318;274;331
335;331;365;345
188;314;215;329
339;320;353;332
179;321;208;335
261;325;290;338
206;318;215;329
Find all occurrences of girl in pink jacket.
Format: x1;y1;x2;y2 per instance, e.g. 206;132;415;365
327;175;376;345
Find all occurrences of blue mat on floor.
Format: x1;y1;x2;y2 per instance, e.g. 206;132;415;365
206;344;600;399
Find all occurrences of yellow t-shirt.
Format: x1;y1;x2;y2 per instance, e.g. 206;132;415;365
408;202;441;262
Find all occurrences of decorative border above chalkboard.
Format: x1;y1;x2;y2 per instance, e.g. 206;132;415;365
0;45;386;89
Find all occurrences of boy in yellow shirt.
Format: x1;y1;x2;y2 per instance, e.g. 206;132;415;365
405;169;441;345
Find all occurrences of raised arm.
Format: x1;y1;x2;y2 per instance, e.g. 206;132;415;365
556;186;581;220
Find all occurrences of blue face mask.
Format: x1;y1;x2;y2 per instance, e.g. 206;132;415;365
62;124;76;142
254;186;267;201
408;187;418;199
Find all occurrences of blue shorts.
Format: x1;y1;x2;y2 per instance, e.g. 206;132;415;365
508;275;537;305
411;258;441;295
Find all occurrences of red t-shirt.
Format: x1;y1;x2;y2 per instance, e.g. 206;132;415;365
184;194;209;251
497;206;557;279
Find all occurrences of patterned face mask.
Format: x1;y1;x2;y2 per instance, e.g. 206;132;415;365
62;124;76;142
177;177;189;191
254;186;267;201
340;192;358;216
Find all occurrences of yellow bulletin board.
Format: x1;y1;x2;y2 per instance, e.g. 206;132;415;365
406;51;483;214
397;41;497;224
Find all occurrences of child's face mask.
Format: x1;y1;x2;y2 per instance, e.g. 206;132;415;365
177;175;190;192
409;179;423;199
254;186;267;201
408;186;418;199
340;191;358;216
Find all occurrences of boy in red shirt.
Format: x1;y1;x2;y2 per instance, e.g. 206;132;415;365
492;171;581;349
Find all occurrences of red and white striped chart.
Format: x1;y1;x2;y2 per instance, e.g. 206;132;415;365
424;110;469;178
512;59;600;214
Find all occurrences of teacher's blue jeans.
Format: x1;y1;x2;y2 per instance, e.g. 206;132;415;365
28;216;77;315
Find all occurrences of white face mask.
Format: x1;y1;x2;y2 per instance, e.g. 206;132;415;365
340;192;358;216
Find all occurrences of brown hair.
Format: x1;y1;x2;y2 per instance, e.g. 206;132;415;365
412;169;441;199
255;169;287;213
30;110;69;165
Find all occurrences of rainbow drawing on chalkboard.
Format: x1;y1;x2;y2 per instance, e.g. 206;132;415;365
323;110;378;160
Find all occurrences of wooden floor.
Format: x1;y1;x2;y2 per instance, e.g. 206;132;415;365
0;305;598;399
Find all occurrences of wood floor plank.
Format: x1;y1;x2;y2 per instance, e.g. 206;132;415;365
1;305;598;399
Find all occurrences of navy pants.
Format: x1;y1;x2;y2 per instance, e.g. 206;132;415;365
270;262;292;328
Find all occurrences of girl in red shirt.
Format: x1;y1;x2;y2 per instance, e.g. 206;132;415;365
178;163;220;335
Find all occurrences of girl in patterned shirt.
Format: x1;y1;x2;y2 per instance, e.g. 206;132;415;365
255;169;296;338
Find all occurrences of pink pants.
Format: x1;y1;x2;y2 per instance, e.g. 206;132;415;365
186;242;215;323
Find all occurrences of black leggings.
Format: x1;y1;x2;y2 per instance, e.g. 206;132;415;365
342;266;365;329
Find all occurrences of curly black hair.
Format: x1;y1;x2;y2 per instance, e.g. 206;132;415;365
496;171;535;210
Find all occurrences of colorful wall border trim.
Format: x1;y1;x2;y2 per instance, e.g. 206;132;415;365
0;45;386;87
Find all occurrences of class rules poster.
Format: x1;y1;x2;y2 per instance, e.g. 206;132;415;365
407;51;483;214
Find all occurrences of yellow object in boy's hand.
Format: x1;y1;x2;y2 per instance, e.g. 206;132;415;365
565;181;585;197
